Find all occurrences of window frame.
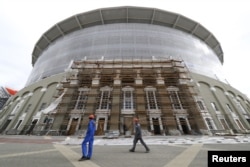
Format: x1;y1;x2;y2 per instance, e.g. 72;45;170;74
167;86;183;110
75;87;89;110
122;86;135;110
97;86;112;110
145;86;160;110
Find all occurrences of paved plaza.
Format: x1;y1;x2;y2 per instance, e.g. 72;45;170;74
0;135;250;167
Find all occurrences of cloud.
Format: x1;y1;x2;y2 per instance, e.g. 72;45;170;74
0;0;249;97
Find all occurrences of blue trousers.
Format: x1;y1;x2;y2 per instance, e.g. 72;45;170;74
81;137;94;158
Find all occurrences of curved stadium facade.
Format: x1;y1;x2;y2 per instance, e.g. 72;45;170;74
1;6;250;136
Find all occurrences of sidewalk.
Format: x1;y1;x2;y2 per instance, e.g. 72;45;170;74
1;135;250;167
57;134;250;145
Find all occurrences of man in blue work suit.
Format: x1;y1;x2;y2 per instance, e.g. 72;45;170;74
79;114;96;161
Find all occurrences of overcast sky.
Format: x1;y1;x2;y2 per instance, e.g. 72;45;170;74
0;0;249;97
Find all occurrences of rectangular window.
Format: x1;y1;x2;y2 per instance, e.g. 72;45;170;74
122;86;135;113
96;86;112;111
123;91;133;109
205;118;214;130
235;119;245;130
100;91;110;109
75;90;88;110
169;91;182;109
43;117;54;124
145;88;160;110
197;101;205;110
219;118;229;130
146;91;157;109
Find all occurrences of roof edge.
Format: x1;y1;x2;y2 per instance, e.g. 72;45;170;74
31;6;224;65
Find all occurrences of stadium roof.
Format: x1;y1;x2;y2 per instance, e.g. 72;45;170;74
32;6;224;65
5;87;17;96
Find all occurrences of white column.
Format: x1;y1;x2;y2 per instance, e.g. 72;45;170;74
185;117;191;131
75;116;81;131
159;117;163;130
67;117;73;131
150;116;154;131
96;116;99;130
104;116;108;131
176;117;182;131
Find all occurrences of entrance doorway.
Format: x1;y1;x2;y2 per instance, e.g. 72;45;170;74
152;118;161;135
123;117;133;135
68;118;78;135
179;118;189;134
96;118;105;135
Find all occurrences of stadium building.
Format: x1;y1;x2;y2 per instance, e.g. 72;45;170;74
1;6;250;136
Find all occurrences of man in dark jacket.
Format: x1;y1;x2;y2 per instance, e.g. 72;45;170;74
129;117;150;153
79;114;96;161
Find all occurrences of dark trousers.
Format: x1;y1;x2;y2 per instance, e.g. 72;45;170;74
131;137;149;151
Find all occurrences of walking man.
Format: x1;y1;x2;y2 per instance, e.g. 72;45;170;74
129;117;150;153
79;114;96;161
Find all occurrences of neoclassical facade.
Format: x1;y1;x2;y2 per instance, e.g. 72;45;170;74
0;6;250;136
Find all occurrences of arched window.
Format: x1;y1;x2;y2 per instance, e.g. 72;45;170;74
226;104;234;113
25;104;32;113
233;98;247;114
11;100;24;115
38;103;46;112
211;102;219;111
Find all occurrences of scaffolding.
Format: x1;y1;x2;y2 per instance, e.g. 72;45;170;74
47;58;206;136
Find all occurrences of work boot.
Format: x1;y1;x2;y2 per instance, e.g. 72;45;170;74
78;156;86;161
